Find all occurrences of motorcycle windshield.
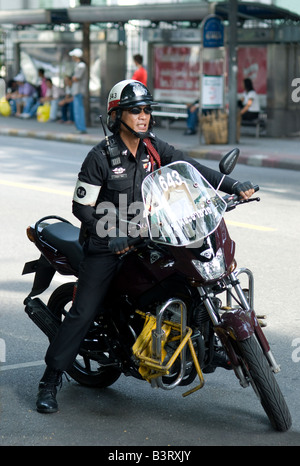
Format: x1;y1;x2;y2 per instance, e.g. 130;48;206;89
141;161;227;246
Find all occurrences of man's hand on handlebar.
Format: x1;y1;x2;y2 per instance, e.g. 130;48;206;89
233;181;255;201
108;236;132;255
108;235;144;255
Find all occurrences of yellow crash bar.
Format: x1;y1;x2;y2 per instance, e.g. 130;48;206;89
132;312;205;396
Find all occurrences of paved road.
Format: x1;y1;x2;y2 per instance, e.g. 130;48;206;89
0;135;299;447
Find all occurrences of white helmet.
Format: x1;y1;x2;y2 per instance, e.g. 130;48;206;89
107;79;156;133
107;79;155;114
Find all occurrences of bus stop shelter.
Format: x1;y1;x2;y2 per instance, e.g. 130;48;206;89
1;1;300;139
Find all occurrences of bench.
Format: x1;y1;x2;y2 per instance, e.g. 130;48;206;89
152;102;188;128
241;112;267;138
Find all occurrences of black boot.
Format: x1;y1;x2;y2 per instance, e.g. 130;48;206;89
36;367;62;414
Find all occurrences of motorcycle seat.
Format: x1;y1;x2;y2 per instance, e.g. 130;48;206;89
42;222;83;270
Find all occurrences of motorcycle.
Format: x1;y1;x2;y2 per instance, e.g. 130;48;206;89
22;148;292;432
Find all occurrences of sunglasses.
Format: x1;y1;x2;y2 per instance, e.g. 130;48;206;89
127;106;153;115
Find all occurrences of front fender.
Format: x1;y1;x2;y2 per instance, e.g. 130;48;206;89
215;308;255;341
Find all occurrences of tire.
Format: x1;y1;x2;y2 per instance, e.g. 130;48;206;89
238;335;292;432
47;282;121;388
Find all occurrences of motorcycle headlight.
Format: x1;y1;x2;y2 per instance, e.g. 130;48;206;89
192;248;226;281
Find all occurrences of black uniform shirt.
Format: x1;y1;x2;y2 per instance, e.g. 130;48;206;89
73;132;237;248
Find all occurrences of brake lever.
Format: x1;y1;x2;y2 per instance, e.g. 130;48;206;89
239;196;261;204
118;247;136;260
225;195;260;212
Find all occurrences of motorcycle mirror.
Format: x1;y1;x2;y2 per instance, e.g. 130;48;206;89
219;148;240;175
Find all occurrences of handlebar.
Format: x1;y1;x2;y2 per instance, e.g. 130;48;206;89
224;185;260;211
115;185;260;256
116;236;148;259
127;236;145;248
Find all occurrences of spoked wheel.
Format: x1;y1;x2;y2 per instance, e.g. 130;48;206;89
47;282;121;388
237;335;292;432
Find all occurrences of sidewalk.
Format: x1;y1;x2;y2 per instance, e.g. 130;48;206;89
1;114;300;171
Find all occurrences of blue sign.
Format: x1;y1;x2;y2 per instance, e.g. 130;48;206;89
202;15;224;48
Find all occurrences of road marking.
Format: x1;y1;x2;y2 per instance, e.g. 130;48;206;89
227;220;276;231
1;179;277;232
0;360;44;371
262;187;288;194
0;179;72;196
34;155;79;165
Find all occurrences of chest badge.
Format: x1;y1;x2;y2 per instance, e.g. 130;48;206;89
111;166;127;180
142;157;151;173
112;167;126;175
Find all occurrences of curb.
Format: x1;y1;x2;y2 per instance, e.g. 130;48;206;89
0;127;100;146
1;127;300;171
189;148;300;172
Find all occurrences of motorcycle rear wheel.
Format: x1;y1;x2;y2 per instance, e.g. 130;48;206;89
47;282;121;388
237;335;292;432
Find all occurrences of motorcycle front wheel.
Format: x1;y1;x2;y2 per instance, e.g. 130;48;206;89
237;335;292;432
47;282;121;388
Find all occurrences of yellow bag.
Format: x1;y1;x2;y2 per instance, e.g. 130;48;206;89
37;103;50;122
0;98;11;117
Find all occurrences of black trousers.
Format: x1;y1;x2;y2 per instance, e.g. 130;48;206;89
45;251;119;372
241;111;259;121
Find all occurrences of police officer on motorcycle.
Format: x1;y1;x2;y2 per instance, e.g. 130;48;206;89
36;79;255;413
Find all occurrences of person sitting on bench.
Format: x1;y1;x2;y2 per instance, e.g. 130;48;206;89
239;78;260;121
184;99;199;135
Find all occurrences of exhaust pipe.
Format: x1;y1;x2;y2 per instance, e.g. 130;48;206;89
24;297;60;341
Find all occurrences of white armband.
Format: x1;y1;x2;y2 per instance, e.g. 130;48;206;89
73;179;101;206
